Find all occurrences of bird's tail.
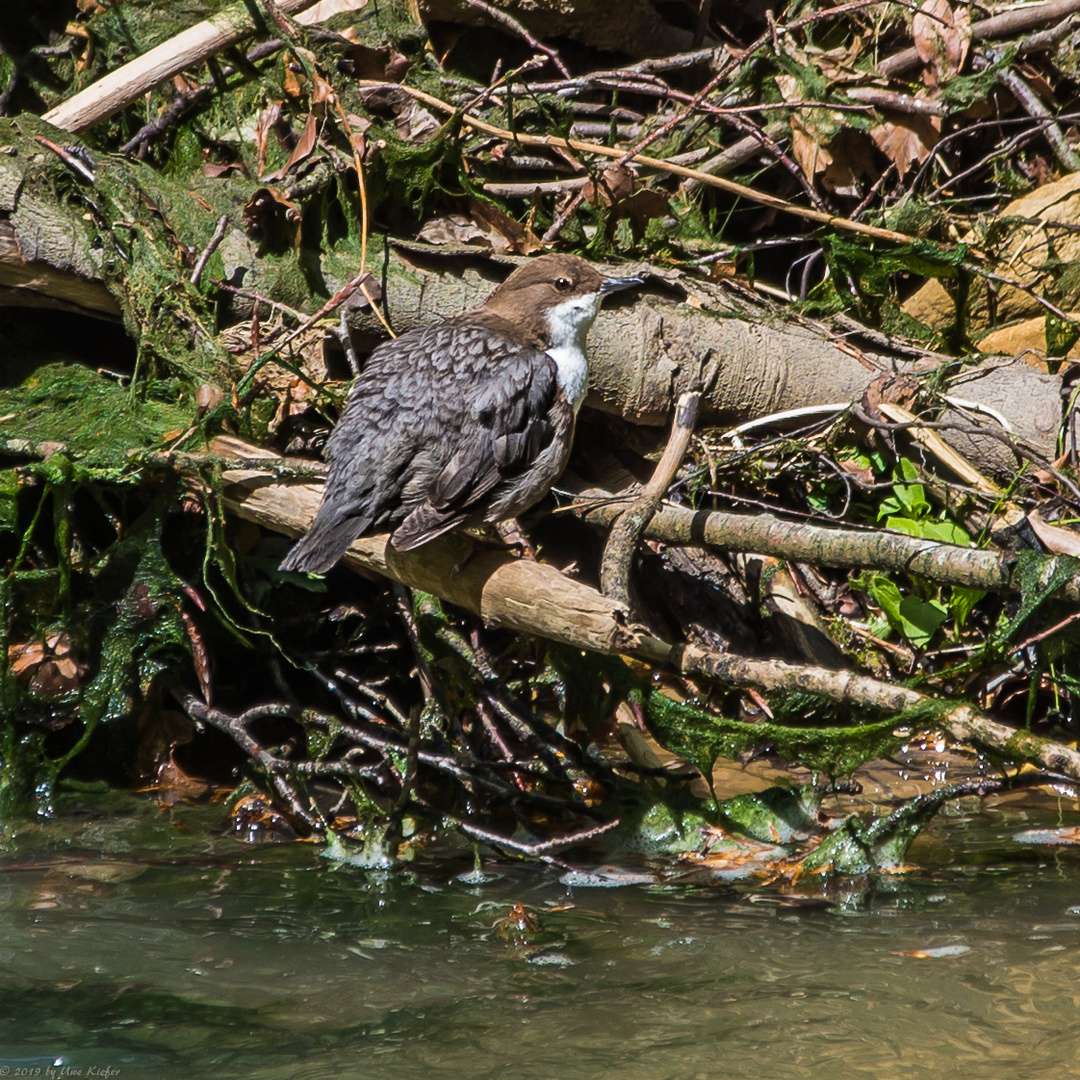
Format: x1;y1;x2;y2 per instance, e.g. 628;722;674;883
279;513;363;575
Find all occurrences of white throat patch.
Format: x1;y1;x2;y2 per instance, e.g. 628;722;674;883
545;292;600;411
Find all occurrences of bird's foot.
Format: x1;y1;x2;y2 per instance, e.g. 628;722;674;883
494;519;537;561
450;521;536;577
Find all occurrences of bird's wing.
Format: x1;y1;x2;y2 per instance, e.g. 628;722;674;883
280;325;460;572
429;346;561;509
281;320;568;569
390;333;569;550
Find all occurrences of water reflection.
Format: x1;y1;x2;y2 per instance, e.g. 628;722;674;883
1;796;1079;1079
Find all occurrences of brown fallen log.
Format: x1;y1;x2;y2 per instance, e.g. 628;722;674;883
574;494;1080;604
211;436;1080;784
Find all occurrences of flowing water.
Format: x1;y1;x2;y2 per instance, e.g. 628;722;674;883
2;790;1080;1079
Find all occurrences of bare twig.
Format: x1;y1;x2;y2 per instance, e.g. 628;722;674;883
359;80;923;247
457;818;621;858
174;689;321;828
600;392;700;608
189;215;229;287
459;0;570;77
977;50;1080;173
844;87;950;117
541;190;585;243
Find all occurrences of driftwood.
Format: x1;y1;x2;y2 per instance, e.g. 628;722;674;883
576;495;1080;603
600;390;700;607
40;0;321;135
212;436;1080;784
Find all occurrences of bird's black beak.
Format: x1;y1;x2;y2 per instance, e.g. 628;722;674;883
599;274;644;296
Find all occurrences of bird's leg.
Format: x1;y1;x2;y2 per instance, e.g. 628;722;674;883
495;518;537;561
450;520;537;577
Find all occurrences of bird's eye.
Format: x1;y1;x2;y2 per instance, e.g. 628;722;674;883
554;277;572;292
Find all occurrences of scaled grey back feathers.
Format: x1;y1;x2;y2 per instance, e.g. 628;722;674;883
280;255;633;574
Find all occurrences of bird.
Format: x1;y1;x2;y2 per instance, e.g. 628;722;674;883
280;253;642;575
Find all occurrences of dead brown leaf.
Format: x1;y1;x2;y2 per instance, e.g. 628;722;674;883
468;198;543;254
254;102;285;177
580;163;671;238
619;188;672;239
146;756;216;806
819;128;878;196
870;111;942;174
312;72;335;109
29;660;80;699
1027;510;1080;556
839;458;874;486
283;63;305;99
202;161;243;178
807;41;867;83
243;187;300;235
8;641;46;678
863;373;920;413
913;0;971;86
181;608;213;704
342;271;384;312
358;86;440;143
230;794;302;843
335;35;410;82
582;163;636;205
262;112;319;182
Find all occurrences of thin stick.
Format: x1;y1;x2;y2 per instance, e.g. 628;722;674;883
43;0;320;133
600;392;700;608
361;80;922;247
189;215;229;287
459;0;571;78
331;99;395;338
981;51;1080;173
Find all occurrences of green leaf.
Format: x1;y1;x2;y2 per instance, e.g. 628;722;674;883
918;518;971;545
865;575;947;647
1046;311;1080;359
950;585;985;628
884;515;925;537
892;458;930;517
896;596;948;647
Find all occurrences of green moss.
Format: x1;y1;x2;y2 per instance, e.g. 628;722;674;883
799;782;973;874
1;490;190;819
718;785;820;844
644;688;904;784
0;363;190;469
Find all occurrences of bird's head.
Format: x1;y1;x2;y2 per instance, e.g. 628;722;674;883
484;254;642;351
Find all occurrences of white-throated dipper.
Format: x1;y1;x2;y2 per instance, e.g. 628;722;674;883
280;254;642;574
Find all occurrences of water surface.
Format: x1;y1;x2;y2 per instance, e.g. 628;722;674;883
2;792;1079;1079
